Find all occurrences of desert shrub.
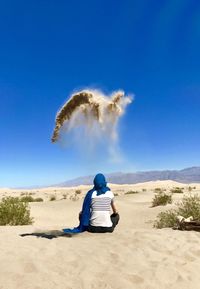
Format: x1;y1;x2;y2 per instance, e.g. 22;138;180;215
151;192;172;207
63;194;67;199
154;195;200;228
154;209;177;229
70;194;79;201
142;188;147;192
114;193;119;196
20;195;43;202
50;195;56;201
0;197;33;225
177;195;200;220
20;195;35;202
170;187;184;194
34;197;43;202
75;189;82;195
154;188;162;193
125;190;139;195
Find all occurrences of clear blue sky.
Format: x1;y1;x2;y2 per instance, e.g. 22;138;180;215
0;0;200;187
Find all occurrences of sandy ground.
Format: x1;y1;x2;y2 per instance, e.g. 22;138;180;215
0;180;200;289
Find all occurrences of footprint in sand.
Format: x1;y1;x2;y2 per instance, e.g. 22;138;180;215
24;262;38;273
127;274;144;284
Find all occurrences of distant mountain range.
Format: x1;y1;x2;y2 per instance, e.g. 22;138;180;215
54;167;200;187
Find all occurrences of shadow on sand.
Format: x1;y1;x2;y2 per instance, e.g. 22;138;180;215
20;230;74;239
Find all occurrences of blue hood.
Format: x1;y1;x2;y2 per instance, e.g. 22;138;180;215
93;173;110;196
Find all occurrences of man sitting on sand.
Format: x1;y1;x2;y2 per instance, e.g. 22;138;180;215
63;173;119;233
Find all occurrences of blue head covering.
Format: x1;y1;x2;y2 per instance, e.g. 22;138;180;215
63;173;110;233
93;173;110;195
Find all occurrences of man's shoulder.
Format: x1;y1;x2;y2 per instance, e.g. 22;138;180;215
91;190;114;198
105;190;114;198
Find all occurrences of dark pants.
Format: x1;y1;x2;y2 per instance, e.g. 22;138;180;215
88;213;120;233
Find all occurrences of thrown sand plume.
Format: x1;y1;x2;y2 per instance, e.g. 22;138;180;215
51;89;133;143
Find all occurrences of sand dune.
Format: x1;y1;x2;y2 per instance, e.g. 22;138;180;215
0;180;200;289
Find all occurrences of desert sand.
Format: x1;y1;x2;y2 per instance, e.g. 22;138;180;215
1;180;200;289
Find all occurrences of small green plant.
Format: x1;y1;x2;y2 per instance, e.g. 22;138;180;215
70;194;78;201
125;190;139;195
151;192;172;207
154;188;162;193
50;195;56;201
154;195;200;228
20;195;35;202
154;209;177;229
20;195;43;202
0;197;33;225
177;195;200;220
75;189;82;195
170;187;184;194
34;197;43;202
